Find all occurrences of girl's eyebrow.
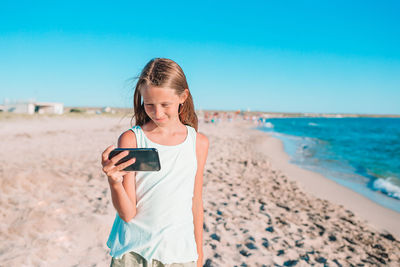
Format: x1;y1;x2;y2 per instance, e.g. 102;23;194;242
144;101;172;104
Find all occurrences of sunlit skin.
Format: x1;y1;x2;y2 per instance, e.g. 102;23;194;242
141;85;189;145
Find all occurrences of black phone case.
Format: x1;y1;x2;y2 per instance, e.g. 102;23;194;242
108;148;161;172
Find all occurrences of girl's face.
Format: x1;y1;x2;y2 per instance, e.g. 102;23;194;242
141;85;188;126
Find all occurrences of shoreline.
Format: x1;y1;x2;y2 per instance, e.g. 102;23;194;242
248;125;400;239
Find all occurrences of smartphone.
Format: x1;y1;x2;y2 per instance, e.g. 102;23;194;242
108;148;161;172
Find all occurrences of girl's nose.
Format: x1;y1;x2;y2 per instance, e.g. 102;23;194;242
154;106;163;117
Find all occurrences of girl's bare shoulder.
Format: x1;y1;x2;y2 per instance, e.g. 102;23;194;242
196;132;209;151
118;129;137;148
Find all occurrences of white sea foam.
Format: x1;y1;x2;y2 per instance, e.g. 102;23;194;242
372;177;400;200
264;122;274;128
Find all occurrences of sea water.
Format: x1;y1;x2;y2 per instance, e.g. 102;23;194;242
257;117;400;213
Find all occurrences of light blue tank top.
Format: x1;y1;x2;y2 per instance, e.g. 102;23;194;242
106;125;198;264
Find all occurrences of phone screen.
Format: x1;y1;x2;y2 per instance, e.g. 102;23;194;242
108;148;161;172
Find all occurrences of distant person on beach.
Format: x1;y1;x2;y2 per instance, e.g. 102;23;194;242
204;111;210;123
101;58;209;267
211;112;220;124
227;113;232;122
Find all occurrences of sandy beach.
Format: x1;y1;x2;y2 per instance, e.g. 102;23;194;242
1;114;399;266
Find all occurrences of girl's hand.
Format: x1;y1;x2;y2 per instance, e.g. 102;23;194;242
101;145;136;185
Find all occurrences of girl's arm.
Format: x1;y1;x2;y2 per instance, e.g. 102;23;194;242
108;130;138;223
193;132;209;267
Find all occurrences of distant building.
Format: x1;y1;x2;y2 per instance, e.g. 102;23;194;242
34;102;64;114
3;101;64;115
101;106;116;114
102;106;112;113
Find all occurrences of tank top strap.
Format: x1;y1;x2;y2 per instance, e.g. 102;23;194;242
186;125;197;155
129;125;144;148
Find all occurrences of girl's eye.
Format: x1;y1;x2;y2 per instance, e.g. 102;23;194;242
162;104;169;107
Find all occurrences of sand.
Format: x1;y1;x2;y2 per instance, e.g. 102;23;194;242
0;114;399;266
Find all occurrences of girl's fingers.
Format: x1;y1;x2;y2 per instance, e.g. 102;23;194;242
115;158;136;172
111;150;130;164
101;145;115;163
103;153;131;173
107;163;133;182
105;158;135;176
102;161;114;173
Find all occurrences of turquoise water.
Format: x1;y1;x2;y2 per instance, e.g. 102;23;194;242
257;117;400;213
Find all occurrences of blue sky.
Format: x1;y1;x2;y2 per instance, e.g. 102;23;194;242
1;0;399;114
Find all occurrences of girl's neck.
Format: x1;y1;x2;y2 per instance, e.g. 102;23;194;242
145;119;185;134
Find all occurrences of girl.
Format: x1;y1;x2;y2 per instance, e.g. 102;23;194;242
101;58;209;267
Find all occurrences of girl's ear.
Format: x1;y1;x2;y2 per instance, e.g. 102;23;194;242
180;89;189;103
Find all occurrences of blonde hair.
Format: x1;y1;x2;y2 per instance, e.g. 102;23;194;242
131;58;198;131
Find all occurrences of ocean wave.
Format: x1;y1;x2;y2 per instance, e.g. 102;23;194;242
264;122;274;128
372;178;400;200
308;122;318;126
